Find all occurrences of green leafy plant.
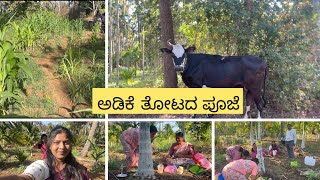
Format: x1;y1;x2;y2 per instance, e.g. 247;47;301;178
0;15;32;115
88;139;105;166
13;148;28;163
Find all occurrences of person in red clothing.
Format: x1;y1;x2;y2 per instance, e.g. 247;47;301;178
32;134;47;159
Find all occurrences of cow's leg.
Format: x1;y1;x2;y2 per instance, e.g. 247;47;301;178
244;106;250;119
253;95;264;119
244;92;254;119
202;85;213;118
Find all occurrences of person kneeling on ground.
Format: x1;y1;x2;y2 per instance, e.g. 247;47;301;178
226;145;250;163
166;132;195;166
222;158;262;180
251;143;267;158
268;141;280;157
0;126;89;180
120;125;158;172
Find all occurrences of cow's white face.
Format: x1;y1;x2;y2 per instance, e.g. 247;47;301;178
160;44;196;72
171;45;186;71
172;45;185;58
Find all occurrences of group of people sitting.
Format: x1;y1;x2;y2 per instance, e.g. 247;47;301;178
120;126;210;173
251;141;280;158
222;141;280;180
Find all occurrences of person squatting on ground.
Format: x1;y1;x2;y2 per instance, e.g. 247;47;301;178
166;132;195;166
268;140;280;157
222;158;262;180
226;145;250;163
120;125;158;172
0;126;89;180
285;124;297;159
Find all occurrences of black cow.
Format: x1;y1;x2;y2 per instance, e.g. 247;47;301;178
160;40;267;118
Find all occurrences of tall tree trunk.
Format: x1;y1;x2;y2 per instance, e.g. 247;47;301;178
250;122;254;145
256;122;265;172
301;122;306;149
159;0;178;88
116;0;120;87
80;122;98;158
142;26;145;79
280;122;285;139
182;122;186;142
109;0;113;82
136;122;155;178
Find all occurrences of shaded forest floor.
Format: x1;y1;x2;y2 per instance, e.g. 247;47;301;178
108;147;212;179
215;138;320;180
0;148;105;179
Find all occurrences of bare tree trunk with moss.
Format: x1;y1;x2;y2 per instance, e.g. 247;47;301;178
80;121;98;158
136;122;155;178
159;0;178;87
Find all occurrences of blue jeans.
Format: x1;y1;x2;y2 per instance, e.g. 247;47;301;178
285;140;294;158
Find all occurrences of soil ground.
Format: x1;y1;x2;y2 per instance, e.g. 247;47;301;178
108;148;212;180
215;139;320;180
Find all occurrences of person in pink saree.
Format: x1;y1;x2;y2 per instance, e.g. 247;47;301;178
222;158;261;180
166;132;195;166
226;145;250;162
120;125;158;172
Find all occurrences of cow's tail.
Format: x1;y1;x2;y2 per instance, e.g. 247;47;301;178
262;66;267;107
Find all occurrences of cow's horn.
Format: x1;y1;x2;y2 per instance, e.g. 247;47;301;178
167;39;174;46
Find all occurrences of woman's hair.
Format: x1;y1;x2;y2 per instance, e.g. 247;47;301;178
243;150;250;157
46;126;85;179
150;125;158;133
251;158;259;165
176;132;184;138
41;134;47;140
239;147;244;152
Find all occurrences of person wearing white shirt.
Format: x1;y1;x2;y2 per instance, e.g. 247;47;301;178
285;124;297;159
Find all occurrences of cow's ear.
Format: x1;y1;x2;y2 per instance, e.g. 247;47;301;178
185;46;196;53
160;48;172;54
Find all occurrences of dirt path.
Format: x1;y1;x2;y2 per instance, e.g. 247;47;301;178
30;38;73;118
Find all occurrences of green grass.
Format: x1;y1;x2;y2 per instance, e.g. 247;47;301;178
108;156;126;170
17;60;55;117
109;67;188;88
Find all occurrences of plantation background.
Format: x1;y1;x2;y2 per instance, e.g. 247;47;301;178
108;0;320;118
215;122;320;179
0;121;105;179
108;121;212;179
0;1;105;118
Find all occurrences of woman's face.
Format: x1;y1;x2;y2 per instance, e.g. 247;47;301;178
42;136;48;144
50;132;72;161
176;136;184;144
